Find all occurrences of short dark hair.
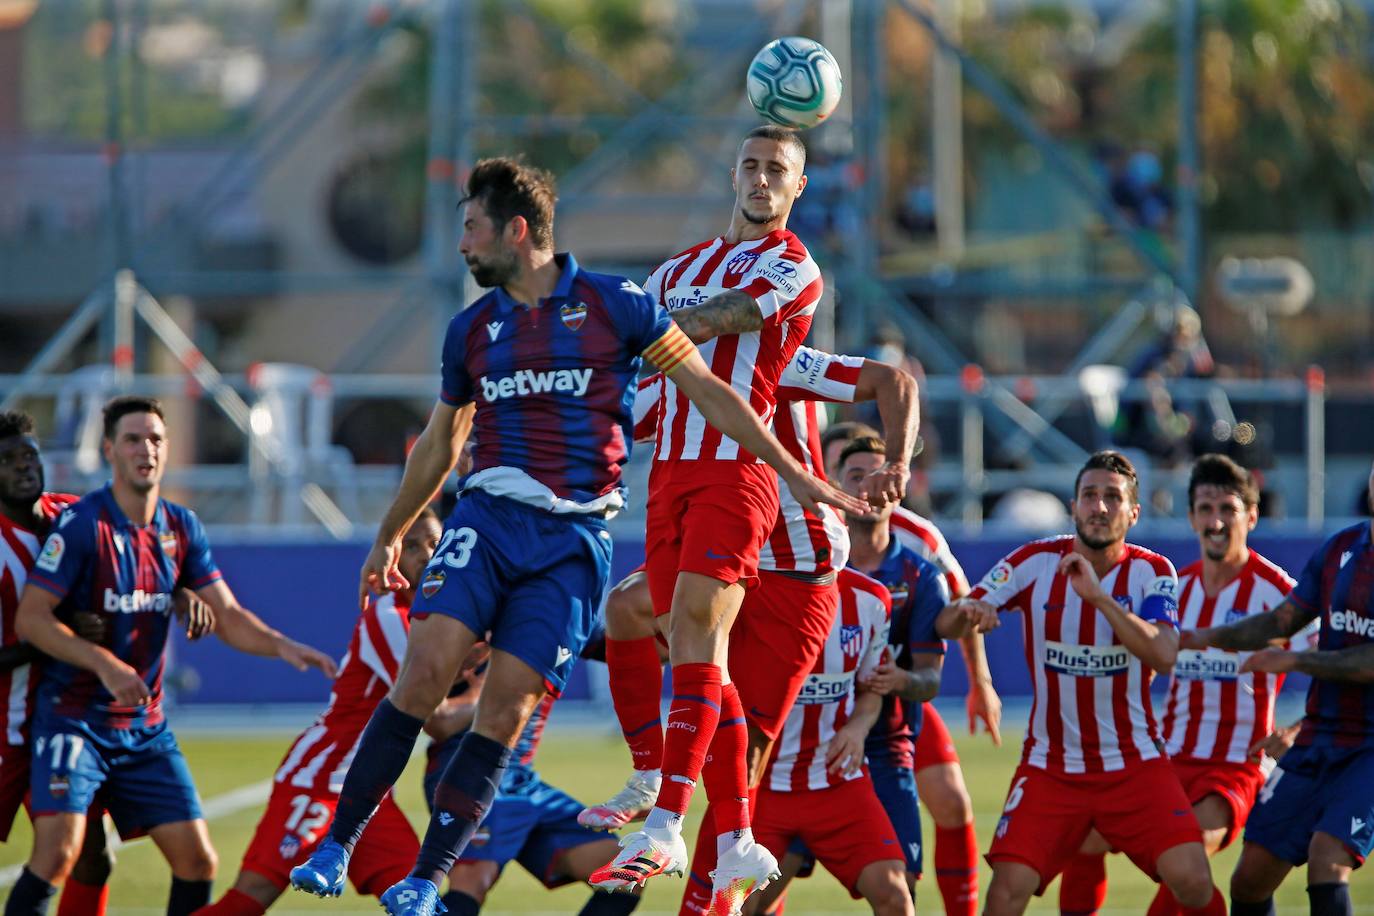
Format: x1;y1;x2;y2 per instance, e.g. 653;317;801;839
0;410;35;441
102;396;165;441
741;125;807;169
413;505;441;529
1188;453;1259;509
821;421;880;459
461;157;557;250
1074;450;1140;504
838;435;886;470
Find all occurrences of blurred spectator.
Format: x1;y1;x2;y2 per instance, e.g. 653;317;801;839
990;487;1071;533
1114;304;1215;467
1110;149;1174;232
896;179;936;237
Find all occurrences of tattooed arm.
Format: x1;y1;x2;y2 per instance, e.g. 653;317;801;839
1183;596;1316;651
670;289;763;343
1242;643;1374;684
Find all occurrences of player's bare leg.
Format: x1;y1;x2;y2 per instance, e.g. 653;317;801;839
855;860;916;916
1229;841;1292;911
23;813;87;885
582;571;667;829
1144;795;1237;914
1154;841;1223;912
57;813;115;916
291;614;475;898
984;861;1041;916
1302;832;1355;915
149;818;218;914
916;760;978;907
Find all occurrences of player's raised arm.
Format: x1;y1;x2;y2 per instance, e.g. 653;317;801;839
361;400;475;608
851;359;919;507
15;585;150;707
653;339;867;517
196;579;339;678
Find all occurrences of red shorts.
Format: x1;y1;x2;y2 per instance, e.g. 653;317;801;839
729;572;838;739
987;758;1203;894
914;703;960;771
0;743;28;842
1170;756;1266;851
644;462;780;617
754;776;903;898
241;786;418;896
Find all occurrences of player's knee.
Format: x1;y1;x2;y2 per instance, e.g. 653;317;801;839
863;866;914;916
605;577;653;636
174;844;217;881
392;650;457;714
1162;864;1213;910
984;869;1035;916
1306;832;1356;881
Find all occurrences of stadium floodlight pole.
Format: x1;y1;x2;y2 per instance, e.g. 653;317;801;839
894;0;1182;288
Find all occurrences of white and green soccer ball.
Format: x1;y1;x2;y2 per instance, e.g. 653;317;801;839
746;36;843;130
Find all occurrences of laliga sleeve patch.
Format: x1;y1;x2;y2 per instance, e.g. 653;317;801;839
977;560;1015;601
35;534;64;573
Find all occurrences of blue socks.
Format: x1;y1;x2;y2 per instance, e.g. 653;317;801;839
329;698;426;851
410;731;511;885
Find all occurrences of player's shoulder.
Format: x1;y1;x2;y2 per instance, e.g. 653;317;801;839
1241;549;1296;592
773;229;817;265
39;493;80;520
1124;542;1177;576
1318;522;1368;562
1007;534;1072;566
839;566;892;611
891;506;945;545
1176;559;1203;585
447;291;501;337
159;498;205;532
54;488;109;529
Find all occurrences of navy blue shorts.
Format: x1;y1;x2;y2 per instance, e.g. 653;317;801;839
29;716;201;837
412;490;613;695
870;759;923;876
1245;742;1374;867
425;739;606;887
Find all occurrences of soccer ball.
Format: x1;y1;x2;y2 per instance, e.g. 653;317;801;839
746;37;843;130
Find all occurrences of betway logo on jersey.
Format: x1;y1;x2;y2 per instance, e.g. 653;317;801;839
1043;640;1130;677
478;368;592;401
102;588;172;614
1330;608;1374;638
663;285;728;312
1174;648;1240;681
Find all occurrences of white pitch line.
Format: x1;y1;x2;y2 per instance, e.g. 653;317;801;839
0;779;272;890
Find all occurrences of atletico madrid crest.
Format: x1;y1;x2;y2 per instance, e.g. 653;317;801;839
840;624;863;659
560;302;588;331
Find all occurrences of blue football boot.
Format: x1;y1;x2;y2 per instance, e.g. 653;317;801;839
288;838;349;898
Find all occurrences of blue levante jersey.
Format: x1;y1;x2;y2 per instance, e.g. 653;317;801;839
439;253;687;516
858;537;951;768
27;484;221;729
1288;521;1374;748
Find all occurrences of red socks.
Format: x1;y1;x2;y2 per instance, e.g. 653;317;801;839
1148;882;1181;916
655;662;722;815
57;879;109;916
702;682;750;836
1059;851;1108;914
189;888;267;915
934;822;979;915
606;636;666;772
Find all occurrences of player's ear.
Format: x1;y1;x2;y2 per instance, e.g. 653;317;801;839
1246;503;1259;531
730;167;737;190
505;215;528;245
101;436;113;467
794;173;807;197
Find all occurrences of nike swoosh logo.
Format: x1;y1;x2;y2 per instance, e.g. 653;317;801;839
705;549;732;560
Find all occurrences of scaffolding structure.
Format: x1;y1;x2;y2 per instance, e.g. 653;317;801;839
0;0;1340;535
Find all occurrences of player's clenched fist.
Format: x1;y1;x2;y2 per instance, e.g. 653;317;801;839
1058;551;1106;603
954;598;1000;633
97;656;151;707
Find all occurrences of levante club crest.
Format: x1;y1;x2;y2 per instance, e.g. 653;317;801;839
560;301;588;331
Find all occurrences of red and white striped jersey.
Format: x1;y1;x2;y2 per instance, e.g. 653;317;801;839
645;230;821;462
0;493;77;746
969;536;1180;774
274;593;411;795
766;568;890;792
891;507;969;598
633;346;860;576
1162;551;1303;765
761;347;864;576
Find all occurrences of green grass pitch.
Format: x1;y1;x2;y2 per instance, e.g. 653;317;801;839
0;721;1363;913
